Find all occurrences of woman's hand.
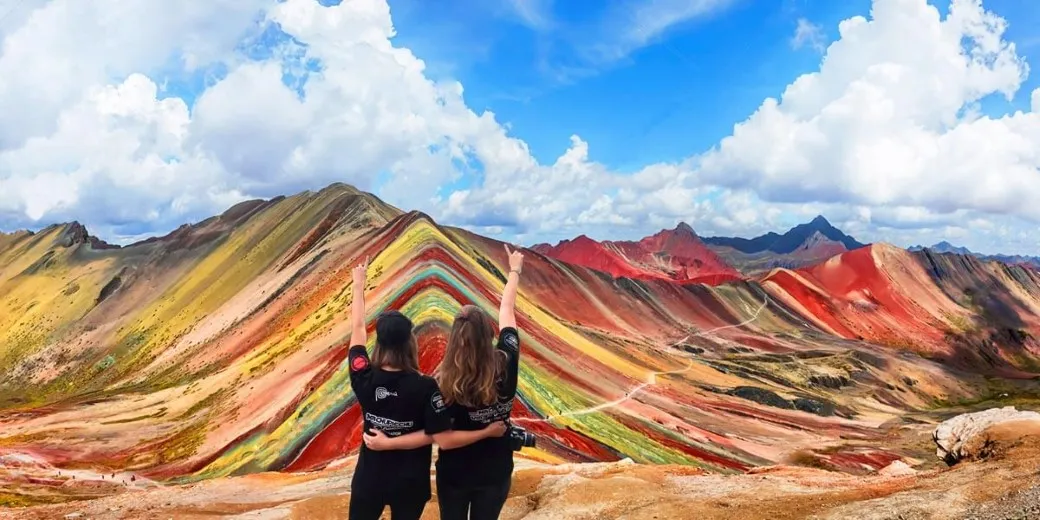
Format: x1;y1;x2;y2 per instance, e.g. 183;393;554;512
504;244;524;274
499;246;522;330
483;421;508;438
363;429;391;451
352;256;369;287
350;256;370;347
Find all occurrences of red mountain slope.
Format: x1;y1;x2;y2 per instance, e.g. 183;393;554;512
530;235;650;280
761;243;1040;374
763;244;969;346
533;223;742;285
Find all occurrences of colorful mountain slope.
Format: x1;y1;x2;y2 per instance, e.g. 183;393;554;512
0;183;1038;504
762;244;1040;374
532;223;742;285
528;235;649;280
909;241;1040;269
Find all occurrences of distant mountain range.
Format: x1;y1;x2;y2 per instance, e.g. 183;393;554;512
702;216;867;254
701;216;869;275
536;215;1040;283
531;222;743;285
907;241;972;255
532;215;870;282
908;242;1040;268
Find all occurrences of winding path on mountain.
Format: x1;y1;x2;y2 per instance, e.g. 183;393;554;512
515;294;772;424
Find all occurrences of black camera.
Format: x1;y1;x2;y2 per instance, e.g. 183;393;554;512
506;421;536;452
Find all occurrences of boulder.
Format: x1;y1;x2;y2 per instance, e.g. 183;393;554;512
878;460;917;477
933;406;1040;465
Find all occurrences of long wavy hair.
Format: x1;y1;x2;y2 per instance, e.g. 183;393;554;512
436;305;506;407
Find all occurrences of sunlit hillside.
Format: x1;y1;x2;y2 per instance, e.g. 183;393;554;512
1;183;1040;508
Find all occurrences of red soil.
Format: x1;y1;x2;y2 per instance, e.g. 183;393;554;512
533;224;742;287
765;245;950;347
534;235;651;280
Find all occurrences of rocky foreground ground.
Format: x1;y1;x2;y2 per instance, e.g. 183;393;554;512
3;407;1040;520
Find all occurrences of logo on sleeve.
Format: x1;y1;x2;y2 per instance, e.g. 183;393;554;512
351;355;369;372
431;391;446;412
374;387;398;401
504;333;519;349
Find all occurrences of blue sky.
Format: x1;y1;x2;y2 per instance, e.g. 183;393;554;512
160;0;1035;176
385;0;1040;253
387;0;1040;172
389;0;816;171
3;0;1040;254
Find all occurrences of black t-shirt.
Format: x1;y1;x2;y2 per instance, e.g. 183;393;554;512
347;345;451;501
435;327;520;487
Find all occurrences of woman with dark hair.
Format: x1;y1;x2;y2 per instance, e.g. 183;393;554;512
346;256;505;520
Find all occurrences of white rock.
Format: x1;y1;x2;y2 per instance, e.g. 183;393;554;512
933;406;1040;465
878;460;917;477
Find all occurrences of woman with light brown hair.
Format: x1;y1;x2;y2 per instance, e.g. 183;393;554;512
433;244;527;520
359;244;527;519
346;257;504;520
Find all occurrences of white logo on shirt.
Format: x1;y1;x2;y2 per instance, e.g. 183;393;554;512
431;392;446;412
365;412;412;434
504;334;519;349
374;387;398;401
467;398;514;423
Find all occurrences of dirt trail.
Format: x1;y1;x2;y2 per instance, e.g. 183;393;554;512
515;294;771;425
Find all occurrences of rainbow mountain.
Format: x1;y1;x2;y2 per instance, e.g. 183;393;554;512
1;183;1039;494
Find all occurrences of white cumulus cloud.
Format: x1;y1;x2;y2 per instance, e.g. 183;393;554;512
0;0;1039;257
698;0;1039;218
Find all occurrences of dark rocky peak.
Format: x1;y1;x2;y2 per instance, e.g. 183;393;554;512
809;215;831;227
58;222;119;250
674;222;697;236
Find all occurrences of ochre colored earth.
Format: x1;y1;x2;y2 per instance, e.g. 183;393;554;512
5;436;1039;519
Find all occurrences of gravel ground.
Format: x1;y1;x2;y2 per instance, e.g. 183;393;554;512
961;484;1040;520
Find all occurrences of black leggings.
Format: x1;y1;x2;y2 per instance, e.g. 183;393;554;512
348;493;428;520
436;477;511;520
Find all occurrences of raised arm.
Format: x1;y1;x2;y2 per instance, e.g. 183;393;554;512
499;244;524;330
350;256;369;346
